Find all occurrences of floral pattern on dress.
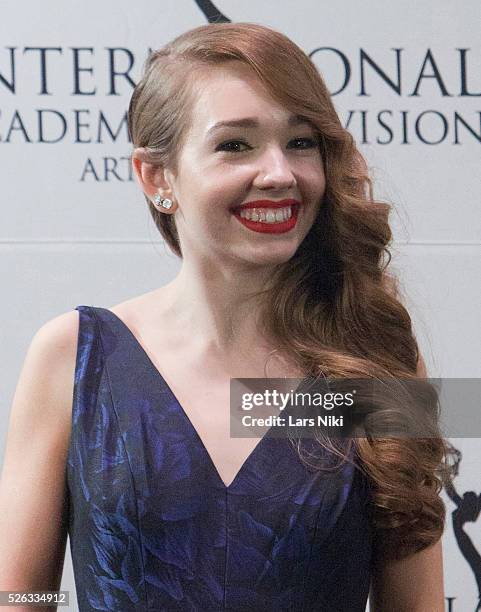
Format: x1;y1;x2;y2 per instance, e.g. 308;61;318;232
66;305;373;611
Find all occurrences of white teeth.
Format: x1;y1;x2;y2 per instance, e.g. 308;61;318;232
239;206;293;223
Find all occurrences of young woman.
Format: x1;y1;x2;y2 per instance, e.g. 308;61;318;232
0;22;454;611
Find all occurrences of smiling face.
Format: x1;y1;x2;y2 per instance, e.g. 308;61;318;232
161;61;327;269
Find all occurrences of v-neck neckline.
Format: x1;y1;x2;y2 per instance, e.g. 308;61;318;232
95;306;306;490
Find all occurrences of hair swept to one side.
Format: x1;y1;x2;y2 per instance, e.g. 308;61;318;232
127;21;457;562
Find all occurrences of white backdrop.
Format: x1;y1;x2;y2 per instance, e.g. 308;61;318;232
1;1;480;610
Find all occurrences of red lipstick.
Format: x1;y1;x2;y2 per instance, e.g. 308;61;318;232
231;199;301;234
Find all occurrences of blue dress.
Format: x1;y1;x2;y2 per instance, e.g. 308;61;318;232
66;305;374;611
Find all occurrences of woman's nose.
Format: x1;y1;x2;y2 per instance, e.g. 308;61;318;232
253;147;296;189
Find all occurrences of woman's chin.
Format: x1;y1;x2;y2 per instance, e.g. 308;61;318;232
232;244;299;268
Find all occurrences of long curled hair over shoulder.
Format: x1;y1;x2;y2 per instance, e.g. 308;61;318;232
127;22;456;562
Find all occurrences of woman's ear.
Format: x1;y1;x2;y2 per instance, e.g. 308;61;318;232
131;147;173;200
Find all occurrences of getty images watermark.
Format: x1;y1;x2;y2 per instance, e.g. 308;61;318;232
229;377;481;439
239;382;351;429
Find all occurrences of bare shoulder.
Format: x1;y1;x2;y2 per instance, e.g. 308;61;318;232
0;309;80;587
28;309;81;413
22;307;79;366
34;308;80;353
3;309;81;454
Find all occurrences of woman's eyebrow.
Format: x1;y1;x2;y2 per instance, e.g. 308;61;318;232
206;114;313;136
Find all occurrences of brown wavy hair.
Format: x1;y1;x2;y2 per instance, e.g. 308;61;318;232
127;22;456;562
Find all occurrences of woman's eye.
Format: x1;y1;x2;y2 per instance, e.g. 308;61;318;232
289;137;318;149
216;137;318;153
216;140;250;153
